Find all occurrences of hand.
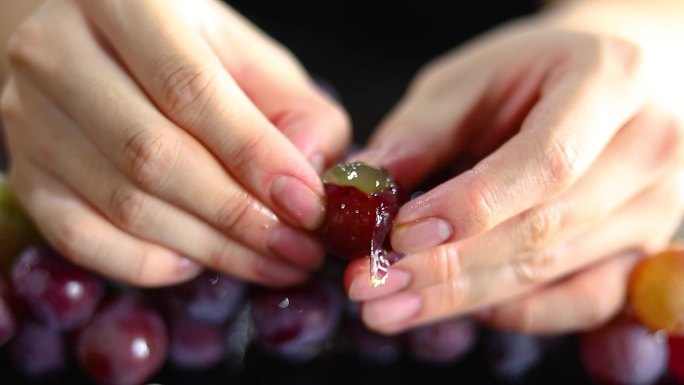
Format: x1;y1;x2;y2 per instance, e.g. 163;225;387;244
347;3;684;334
1;0;350;286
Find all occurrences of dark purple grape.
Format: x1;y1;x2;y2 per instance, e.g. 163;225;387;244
168;313;227;370
9;321;67;377
346;317;403;364
0;275;17;346
11;246;104;331
407;317;476;365
251;278;343;362
580;317;667;385
76;296;168;385
669;336;684;384
163;270;246;324
483;329;543;380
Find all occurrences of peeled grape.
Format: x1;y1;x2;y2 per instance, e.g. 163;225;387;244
318;162;399;261
251;278;343;362
580;316;667;385
668;336;684;384
9;321;67;377
629;247;684;334
0;275;17;347
11;246;104;331
76;296;168;385
482;329;543;380
167;313;227;370
162;270;246;324
407;317;476;365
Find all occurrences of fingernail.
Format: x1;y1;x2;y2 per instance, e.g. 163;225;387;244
309;154;326;175
175;256;202;277
392;218;453;253
254;257;308;284
349;268;411;301
268;227;324;269
270;175;324;230
363;292;422;327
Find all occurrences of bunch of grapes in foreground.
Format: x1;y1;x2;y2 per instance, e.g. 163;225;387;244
3;166;684;385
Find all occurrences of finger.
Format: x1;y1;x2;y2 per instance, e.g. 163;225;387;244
78;0;325;229
204;1;351;170
8;0;323;269
390;36;645;253
6;74;309;288
480;250;640;335
8;159;201;287
419;107;683;271
358;170;684;334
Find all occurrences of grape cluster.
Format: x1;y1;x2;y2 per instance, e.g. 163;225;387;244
2;164;684;385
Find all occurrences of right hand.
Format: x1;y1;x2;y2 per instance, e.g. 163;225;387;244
0;0;350;287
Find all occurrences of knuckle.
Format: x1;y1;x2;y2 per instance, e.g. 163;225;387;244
229;130;268;175
462;173;498;234
541;134;582;190
123;130;180;186
429;245;462;284
597;36;643;79
441;276;469;312
108;184;146;231
6;22;43;67
215;191;255;233
521;205;564;250
50;218;85;262
512;249;558;285
157;59;215;118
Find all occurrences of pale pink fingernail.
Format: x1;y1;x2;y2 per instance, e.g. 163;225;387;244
175;256;202;277
267;227;324;269
270;175;324;230
349;268;411;301
309;154;326;175
392;218;453;253
363;292;422;327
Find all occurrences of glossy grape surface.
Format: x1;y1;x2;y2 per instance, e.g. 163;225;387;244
580;317;667;385
162;270;246;324
76;296;168;385
407;317;477;365
318;162;399;261
167;313;227;370
11;246;104;331
251;279;343;361
629;247;684;334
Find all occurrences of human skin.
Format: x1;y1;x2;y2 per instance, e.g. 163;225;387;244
0;0;350;287
348;0;684;335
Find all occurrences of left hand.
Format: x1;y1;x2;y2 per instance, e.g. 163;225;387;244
346;1;684;335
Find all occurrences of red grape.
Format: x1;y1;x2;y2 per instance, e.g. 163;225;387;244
11;246;104;331
580;316;667;385
483;329;542;380
0;275;17;347
317;162;399;261
162;270;246;324
407;317;476;365
167;313;227;370
668;336;684;384
9;321;66;377
629;247;684;334
76;296;168;385
251;278;343;361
